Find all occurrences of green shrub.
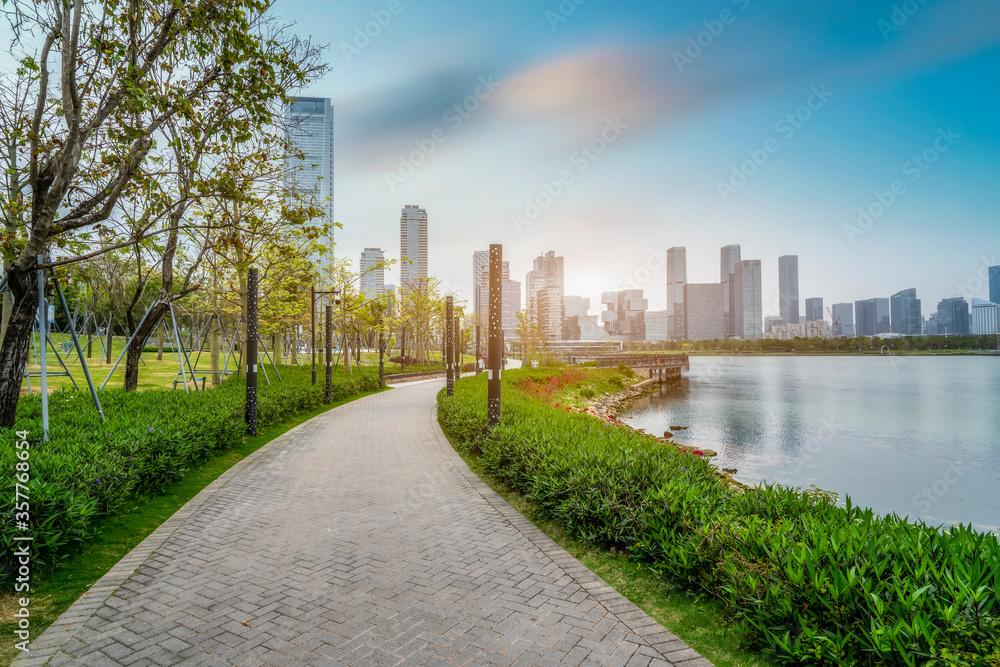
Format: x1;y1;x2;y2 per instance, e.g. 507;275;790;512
439;370;1000;666
0;366;378;582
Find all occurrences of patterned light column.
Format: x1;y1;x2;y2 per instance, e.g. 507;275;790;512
325;304;333;403
487;244;502;427
445;296;454;396
245;267;259;436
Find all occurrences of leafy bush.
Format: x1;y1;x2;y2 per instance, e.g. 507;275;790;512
438;369;1000;666
0;366;378;582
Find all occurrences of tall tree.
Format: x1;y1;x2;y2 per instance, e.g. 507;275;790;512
0;0;325;423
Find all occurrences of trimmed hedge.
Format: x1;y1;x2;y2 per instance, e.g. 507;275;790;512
439;369;1000;666
1;366;379;582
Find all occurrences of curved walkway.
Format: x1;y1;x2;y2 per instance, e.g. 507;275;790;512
19;380;712;667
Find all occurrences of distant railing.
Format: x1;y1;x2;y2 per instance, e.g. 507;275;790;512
567;353;690;370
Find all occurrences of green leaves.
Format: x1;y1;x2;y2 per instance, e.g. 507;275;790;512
0;366;379;583
438;367;1000;666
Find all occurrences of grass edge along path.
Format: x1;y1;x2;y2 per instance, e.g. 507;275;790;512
438;422;773;667
0;387;387;666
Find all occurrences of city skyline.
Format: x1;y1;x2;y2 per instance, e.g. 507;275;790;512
273;0;999;319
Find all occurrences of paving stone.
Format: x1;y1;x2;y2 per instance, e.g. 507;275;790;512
15;381;712;666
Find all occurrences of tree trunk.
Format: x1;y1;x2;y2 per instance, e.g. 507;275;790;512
273;332;282;366
0;272;39;428
0;290;12;349
105;316;113;364
157;327;165;361
210;321;220;386
123;301;169;391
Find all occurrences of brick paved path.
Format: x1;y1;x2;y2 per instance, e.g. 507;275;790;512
19;380;712;667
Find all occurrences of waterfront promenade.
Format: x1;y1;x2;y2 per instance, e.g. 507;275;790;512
18;379;710;666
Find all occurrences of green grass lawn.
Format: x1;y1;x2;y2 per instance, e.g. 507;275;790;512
0;387;386;666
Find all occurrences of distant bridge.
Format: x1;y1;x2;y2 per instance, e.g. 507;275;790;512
567;353;689;382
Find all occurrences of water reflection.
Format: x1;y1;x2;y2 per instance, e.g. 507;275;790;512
620;356;1000;532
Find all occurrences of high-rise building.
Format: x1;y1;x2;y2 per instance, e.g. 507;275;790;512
831;303;855;337
855;298;889;336
778;255;800;325
284;97;334;270
359;248;385;298
563;296;591;318
720;245;741;337
641;310;667;342
537;286;564;341
502;278;521;340
890;289;922;336
936;297;970;335
733;260;762;340
666;247;687;340
805;298;824;324
601;289;648;341
990;266;1000;305
525;251;564;323
971;299;998;335
473;250;509;330
684;283;725;341
400;205;428;288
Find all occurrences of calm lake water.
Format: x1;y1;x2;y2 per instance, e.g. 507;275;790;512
619;356;1000;533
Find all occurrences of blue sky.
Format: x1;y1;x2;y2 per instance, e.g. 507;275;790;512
277;0;1000;319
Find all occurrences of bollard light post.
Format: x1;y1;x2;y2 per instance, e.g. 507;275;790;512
325;304;333;403
246;268;259;436
487;245;502;428
445;296;454;396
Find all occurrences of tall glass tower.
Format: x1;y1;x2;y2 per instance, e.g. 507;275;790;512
285;97;334;268
778;255;800;325
666;247;687;340
400;205;428;288
990;265;1000;305
720;244;741;337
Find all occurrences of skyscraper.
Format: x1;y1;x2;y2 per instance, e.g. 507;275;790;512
400;205;428;288
720;245;741;337
563;296;591;318
359;248;385;298
804;297;824;323
990;265;1000;305
890;289;922;336
936;297;970;335
666;247;687;340
855;298;890;336
734;260;762;340
971;299;998;335
778;255;800;325
684;283;725;341
525;251;564;323
284;97;334;266
832;303;854;337
474;253;510;330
